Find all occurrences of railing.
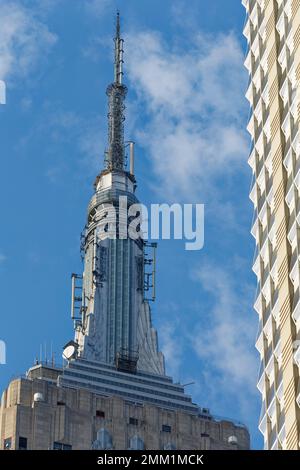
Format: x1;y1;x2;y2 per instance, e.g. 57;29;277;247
292;288;300;311
250;17;259;42
256;154;264;177
252;90;260;112
263;303;271;326
88;188;138;215
265;344;273;367
260;225;268;253
266;384;275;408
257;359;264;382
212;415;249;431
257;191;266;215
264;141;271;161
273;329;280;352
261;74;268;94
271;288;279;312
269;249;276;272
259;400;266;424
256;319;263;342
252;55;260;77
291;122;299;145
293;158;300;182
282;102;289;125
269;429;277;449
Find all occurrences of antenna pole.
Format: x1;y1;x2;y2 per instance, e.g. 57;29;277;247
105;12;127;171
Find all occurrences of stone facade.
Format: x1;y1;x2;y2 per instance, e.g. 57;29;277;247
0;366;250;450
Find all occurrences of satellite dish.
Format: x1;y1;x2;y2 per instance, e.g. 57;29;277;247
228;435;238;445
33;393;44;402
62;341;78;360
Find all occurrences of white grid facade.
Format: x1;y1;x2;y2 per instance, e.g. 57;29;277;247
243;0;300;450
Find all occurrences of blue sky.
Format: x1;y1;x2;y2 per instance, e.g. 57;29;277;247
0;0;262;449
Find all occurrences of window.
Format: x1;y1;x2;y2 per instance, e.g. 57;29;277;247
164;442;176;450
201;433;209;438
53;442;62;450
129;417;138;426
96;410;105;418
162;425;171;433
129;435;144;450
62;444;72;451
92;428;113;450
57;401;65;406
4;437;12;450
19;437;27;450
53;442;72;450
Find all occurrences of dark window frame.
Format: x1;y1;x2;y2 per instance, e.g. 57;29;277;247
129;417;139;426
162;424;171;433
18;436;28;450
53;442;72;451
4;437;12;450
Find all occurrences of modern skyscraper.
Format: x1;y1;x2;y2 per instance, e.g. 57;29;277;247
243;0;300;450
0;14;250;450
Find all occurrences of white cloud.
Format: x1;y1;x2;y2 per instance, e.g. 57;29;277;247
125;29;249;201
35;107;106;180
154;261;259;426
159;316;183;379
84;0;110;17
191;262;257;396
122;25;258;432
20;96;32;110
170;0;202;31
52;109;105;173
45;165;65;184
0;254;7;264
0;1;57;82
78;119;106;171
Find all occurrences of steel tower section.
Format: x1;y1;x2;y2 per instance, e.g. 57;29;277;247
105;12;127;171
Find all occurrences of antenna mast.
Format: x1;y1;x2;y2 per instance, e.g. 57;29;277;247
105;12;128;171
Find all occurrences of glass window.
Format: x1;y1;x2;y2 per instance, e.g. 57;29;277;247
53;442;72;450
4;437;12;450
162;424;171;433
129;417;138;426
129;435;144;450
164;442;176;450
62;444;72;451
19;437;27;450
92;429;113;450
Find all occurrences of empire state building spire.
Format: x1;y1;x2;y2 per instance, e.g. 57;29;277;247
71;13;165;376
105;12;127;171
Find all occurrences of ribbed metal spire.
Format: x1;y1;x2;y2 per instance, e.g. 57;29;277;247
105;12;127;171
114;11;124;85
